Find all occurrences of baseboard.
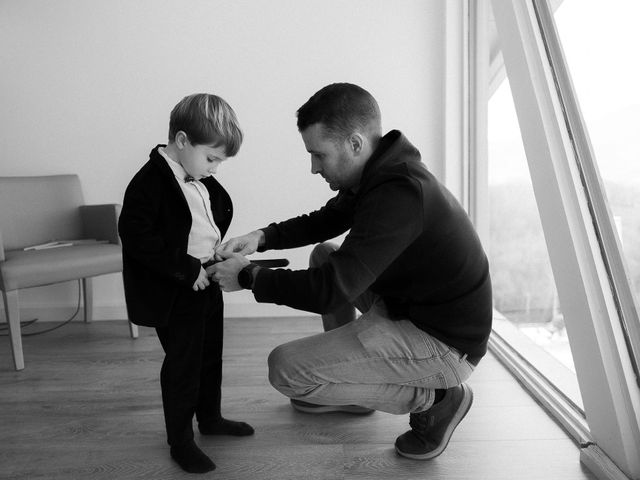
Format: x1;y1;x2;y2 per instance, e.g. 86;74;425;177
580;444;632;480
224;303;313;318
0;305;122;323
0;302;314;322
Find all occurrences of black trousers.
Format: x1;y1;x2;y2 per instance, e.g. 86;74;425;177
155;284;224;447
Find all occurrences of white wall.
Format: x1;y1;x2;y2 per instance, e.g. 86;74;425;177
0;0;446;319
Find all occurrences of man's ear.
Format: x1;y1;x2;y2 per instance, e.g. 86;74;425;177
348;133;364;154
175;131;189;149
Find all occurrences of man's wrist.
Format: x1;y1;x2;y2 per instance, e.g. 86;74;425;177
237;263;260;290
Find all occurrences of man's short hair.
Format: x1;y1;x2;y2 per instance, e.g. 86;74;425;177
296;83;381;140
168;93;243;156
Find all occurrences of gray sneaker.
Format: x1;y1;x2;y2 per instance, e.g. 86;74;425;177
395;383;473;460
290;398;374;414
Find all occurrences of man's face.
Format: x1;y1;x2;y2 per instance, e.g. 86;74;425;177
301;124;361;191
176;133;227;180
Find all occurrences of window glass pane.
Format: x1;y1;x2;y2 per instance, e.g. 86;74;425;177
489;79;577;374
555;1;640;301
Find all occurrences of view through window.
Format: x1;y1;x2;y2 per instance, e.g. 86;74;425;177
489;0;640;380
488;78;576;372
554;0;640;306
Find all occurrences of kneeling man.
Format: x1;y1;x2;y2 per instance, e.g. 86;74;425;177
210;83;492;460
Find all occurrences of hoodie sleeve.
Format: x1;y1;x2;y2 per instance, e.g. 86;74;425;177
252;176;422;313
257;190;355;252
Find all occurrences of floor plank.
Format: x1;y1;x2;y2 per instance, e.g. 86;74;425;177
0;317;596;479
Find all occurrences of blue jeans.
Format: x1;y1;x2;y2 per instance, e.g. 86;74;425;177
267;242;476;415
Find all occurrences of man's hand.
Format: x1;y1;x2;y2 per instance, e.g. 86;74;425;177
206;250;250;292
192;266;211;291
216;230;265;258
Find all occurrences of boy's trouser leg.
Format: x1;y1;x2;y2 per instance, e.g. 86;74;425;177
156;285;222;446
268;300;476;414
195;287;224;424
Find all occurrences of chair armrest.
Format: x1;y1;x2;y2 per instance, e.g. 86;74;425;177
79;204;122;245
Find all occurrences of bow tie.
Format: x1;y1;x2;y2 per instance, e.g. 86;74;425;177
184;175;196;183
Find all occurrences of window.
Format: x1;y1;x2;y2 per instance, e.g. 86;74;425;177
554;0;640;377
487;0;640;477
489;76;580;372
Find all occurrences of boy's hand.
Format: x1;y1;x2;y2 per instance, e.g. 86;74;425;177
192;266;211;291
216;230;265;258
207;250;250;292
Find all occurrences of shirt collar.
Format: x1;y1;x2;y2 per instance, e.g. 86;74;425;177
158;146;194;183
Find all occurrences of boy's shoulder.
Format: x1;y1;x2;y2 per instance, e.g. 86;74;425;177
134;145;170;177
132;158;160;180
125;146;172;193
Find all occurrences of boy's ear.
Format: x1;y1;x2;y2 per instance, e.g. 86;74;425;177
175;131;188;149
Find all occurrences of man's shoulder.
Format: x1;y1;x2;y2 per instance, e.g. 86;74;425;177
362;160;428;194
364;134;429;186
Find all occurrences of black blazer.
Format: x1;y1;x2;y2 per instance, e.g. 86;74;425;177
118;145;233;327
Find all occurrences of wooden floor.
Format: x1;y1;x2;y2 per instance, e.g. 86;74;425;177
0;317;597;480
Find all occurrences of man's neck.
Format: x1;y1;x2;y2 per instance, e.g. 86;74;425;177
368;134;382;154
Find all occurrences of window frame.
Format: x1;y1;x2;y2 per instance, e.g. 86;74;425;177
486;2;586;443
473;0;640;478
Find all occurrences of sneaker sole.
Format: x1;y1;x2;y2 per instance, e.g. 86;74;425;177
290;400;374;415
395;383;474;460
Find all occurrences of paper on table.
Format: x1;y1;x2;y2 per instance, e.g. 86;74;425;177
23;239;109;251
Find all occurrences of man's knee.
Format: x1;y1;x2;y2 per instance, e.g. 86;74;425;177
267;344;285;386
267;343;299;396
309;241;340;268
268;342;321;398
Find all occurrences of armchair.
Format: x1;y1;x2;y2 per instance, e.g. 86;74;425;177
0;175;138;370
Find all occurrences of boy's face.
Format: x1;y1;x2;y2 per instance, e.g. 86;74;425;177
175;131;227;180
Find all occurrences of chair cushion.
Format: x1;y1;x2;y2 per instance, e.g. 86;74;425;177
0;244;122;291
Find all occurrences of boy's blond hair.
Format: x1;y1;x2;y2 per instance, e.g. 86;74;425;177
168;93;243;156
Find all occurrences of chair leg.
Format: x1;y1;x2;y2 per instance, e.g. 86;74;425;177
2;290;24;371
82;278;93;323
129;321;139;339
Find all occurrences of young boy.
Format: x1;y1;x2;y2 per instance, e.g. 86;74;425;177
118;93;253;474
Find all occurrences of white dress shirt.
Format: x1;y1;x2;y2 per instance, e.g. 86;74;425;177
158;147;221;263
